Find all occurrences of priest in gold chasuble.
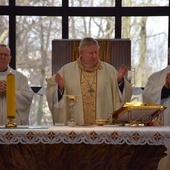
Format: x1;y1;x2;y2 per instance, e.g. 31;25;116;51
46;37;132;125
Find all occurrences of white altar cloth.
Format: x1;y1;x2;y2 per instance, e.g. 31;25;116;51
0;125;170;145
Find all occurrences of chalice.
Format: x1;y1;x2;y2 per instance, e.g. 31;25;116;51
67;95;77;126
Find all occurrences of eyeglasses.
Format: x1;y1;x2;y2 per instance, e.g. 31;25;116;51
0;53;11;57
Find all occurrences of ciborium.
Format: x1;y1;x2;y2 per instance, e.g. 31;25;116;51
67;95;77;126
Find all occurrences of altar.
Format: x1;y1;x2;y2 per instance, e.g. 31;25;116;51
0;125;170;170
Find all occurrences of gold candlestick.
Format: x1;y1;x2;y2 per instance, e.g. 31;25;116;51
5;116;17;128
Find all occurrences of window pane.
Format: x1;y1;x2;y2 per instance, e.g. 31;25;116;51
16;0;62;6
29;94;53;125
16;16;61;125
0;0;8;5
69;17;115;38
0;16;9;44
69;0;115;7
122;16;168;88
122;0;169;7
16;16;62;86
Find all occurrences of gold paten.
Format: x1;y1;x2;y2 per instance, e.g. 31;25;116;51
95;119;109;126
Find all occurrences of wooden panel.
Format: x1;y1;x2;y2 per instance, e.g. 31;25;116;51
52;39;131;75
0;143;166;170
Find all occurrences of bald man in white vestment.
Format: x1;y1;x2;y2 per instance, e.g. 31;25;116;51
0;44;34;125
143;47;170;170
46;37;132;125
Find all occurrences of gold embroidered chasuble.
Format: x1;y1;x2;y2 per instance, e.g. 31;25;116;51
77;57;102;125
81;70;97;125
46;58;133;126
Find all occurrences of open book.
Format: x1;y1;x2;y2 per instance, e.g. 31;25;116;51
112;102;166;126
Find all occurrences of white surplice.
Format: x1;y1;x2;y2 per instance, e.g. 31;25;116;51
142;65;170;170
46;61;132;125
0;67;34;125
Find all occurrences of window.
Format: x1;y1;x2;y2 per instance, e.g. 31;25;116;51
69;0;115;7
122;16;168;87
16;0;62;6
0;16;9;44
0;1;8;5
16;16;62;86
122;0;169;6
69;17;115;39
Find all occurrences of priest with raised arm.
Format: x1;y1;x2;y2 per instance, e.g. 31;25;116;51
46;37;132;125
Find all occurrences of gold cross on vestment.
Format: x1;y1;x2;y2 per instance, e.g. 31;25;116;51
88;86;95;96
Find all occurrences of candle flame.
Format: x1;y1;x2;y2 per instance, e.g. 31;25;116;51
9;70;13;75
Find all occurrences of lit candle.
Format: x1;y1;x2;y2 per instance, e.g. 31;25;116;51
6;71;16;119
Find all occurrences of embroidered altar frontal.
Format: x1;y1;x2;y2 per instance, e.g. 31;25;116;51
0;126;169;170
